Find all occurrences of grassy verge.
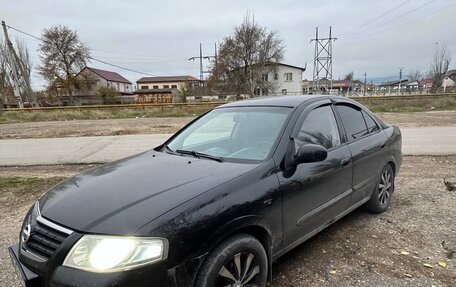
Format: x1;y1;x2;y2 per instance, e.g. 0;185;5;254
0;177;44;189
0;176;68;207
368;105;456;113
1;96;456;123
359;96;456;113
0;176;67;191
0;106;211;124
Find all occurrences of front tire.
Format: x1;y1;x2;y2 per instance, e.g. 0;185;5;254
195;234;268;287
365;164;395;213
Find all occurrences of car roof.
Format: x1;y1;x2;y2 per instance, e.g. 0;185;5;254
218;95;330;108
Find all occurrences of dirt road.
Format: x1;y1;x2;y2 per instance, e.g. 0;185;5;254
1;156;455;286
1;111;455;139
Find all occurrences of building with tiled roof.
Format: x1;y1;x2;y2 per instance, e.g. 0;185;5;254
77;67;133;95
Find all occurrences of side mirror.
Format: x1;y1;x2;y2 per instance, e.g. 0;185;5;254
294;144;328;164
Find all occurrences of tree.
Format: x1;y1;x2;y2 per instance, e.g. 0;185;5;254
429;45;451;92
38;25;90;105
208;13;284;96
0;40;11;108
407;70;422;82
0;38;36;107
96;87;119;104
343;72;354;81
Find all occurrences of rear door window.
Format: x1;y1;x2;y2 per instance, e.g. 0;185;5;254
362;110;380;133
336;104;369;141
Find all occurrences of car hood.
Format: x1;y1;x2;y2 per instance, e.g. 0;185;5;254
39;150;258;234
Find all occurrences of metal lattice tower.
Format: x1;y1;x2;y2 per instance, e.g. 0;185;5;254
310;27;337;92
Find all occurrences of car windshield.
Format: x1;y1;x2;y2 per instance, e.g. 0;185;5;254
166;106;291;161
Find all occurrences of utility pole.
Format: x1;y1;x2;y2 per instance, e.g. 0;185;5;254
2;21;24;108
310;26;337;92
189;43;217;86
398;67;404;94
214;42;218;71
364;72;367;97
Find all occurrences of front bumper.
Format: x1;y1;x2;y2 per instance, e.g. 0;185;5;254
9;245;40;287
9;244;205;287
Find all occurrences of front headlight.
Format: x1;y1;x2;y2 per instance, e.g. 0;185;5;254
63;235;168;272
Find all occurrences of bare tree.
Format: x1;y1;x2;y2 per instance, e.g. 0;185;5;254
0;38;36;107
429;45;451;92
0;40;11;107
208;13;284;96
407;70;422;82
14;39;36;105
38;25;90;105
343;72;354;81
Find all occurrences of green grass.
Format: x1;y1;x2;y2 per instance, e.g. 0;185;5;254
0;177;43;189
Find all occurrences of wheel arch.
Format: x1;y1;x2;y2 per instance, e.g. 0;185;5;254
196;216;274;283
387;160;396;175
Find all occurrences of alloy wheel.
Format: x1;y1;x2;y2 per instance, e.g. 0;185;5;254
378;169;392;207
215;252;261;287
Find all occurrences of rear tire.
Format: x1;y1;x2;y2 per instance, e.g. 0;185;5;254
195;234;268;287
365;164;395;213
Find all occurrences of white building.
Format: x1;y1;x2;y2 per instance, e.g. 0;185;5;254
443;70;456;89
256;63;306;96
77;67;133;95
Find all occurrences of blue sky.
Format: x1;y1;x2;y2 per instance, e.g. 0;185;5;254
1;0;455;89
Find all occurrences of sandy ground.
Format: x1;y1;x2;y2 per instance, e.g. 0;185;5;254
0;156;455;286
1;111;455;139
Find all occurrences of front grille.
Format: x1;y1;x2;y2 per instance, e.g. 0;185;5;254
20;202;73;262
25;219;70;260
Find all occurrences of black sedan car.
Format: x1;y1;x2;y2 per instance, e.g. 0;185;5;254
10;95;402;287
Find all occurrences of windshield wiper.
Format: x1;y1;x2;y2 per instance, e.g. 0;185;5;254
175;149;224;162
163;144;176;154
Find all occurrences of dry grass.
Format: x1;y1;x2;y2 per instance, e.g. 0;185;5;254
1;96;455;123
360;97;456;113
0;106;211;123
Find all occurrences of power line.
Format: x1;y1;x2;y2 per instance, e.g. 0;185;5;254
339;0;411;37
347;2;456;40
88;58;160;76
4;24;163;76
342;0;437;39
91;55;188;63
90;48;181;60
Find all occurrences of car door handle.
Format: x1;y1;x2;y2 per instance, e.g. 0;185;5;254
263;199;273;206
341;158;351;167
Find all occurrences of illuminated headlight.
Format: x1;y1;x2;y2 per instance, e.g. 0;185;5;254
63;235;168;272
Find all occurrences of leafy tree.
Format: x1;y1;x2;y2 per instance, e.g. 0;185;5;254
429;45;451;92
208;13;284;96
96;87;119;104
38;25;90;105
